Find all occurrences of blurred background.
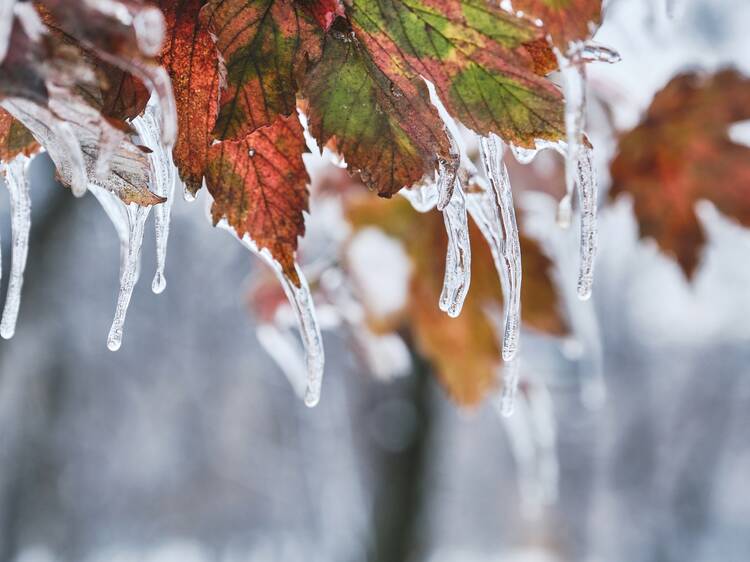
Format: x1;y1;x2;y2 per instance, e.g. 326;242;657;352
2;0;750;561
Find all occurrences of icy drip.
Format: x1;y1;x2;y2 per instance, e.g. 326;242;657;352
575;147;597;300
400;179;438;213
439;179;471;318
478;134;521;361
131;102;175;293
0;155;32;339
556;46;601;300
106;201;150;351
218;221;325;407
500;357;520;417
436;132;460;211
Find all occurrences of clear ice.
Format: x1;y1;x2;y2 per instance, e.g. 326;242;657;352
131;101;176;293
499;357;520;417
218;221;325;408
436;132;460;211
0;154;32;339
400;178;438;213
439;178;471;318
0;0;15;64
476;134;522;361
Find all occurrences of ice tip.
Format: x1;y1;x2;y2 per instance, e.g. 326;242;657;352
304;387;321;408
577;282;593;301
152;271;167;294
107;330;122;351
0;326;16;340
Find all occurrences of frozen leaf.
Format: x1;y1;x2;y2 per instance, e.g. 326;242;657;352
345;0;565;148
159;0;219;194
99;67;149;122
206;113;310;285
610;70;750;279
302;30;451;196
347;194;567;406
0;108;39;161
513;0;602;49
201;0;322;140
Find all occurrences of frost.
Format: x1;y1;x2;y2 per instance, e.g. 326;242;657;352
131;100;176;294
476;134;521;361
0;154;32;339
218;221;325;408
439;178;471;318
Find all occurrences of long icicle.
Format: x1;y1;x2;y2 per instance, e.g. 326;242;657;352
218;221;325;407
478;134;521;361
106;201;150;351
0;154;32;339
439;178;471;318
131;101;176;293
556;46;599;300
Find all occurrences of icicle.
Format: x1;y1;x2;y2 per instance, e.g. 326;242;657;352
256;323;308;399
439;179;471;318
436;131;460;211
575;147;597;301
400;178;438;213
131;101;175;293
556;46;599;300
500;357;520;417
94;127;126;181
217;221;325;407
0;155;32;339
477;134;521;361
0;0;15;64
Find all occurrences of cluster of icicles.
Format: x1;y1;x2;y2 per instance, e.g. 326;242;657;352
0;15;618;412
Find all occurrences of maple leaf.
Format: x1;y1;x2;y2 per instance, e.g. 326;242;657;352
345;0;565;147
298;0;346;30
302;29;452;197
347;194;567;405
205;113;310;285
513;0;602;49
0;107;39;161
159;0;220;195
610;69;750;278
201;0;322;140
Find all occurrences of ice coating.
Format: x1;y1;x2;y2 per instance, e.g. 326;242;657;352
477;134;521;361
575;147;598;301
1;98;88;197
217;221;325;408
131;101;176;293
581;42;622;65
0;155;32;339
0;0;15;64
439;179;471;318
436;131;460;211
400;178;438;213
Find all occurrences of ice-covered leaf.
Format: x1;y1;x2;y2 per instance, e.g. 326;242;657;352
0;108;39;161
513;0;602;49
159;0;219;194
347;194;567;405
345;0;565;148
99;67;149;122
201;0;322;140
206;113;310;285
610;70;750;279
302;30;451;197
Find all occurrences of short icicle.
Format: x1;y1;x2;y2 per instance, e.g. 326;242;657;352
107;202;151;351
500;357;520;417
0;155;32;339
478;134;521;361
218;221;325;407
131;101;176;293
400;178;438;213
575;147;598;301
439;178;471;318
